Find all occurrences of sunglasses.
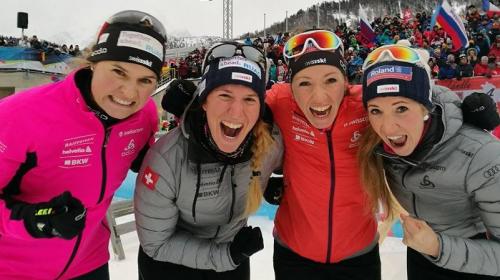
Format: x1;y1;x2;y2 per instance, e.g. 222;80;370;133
362;45;421;70
283;30;343;62
202;42;267;75
103;10;167;39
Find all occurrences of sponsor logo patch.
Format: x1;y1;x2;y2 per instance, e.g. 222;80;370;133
367;65;413;86
128;56;152;67
218;56;262;78
142;166;160;190
232;72;253;83
117;31;163;59
343;116;368;127
377;84;400;94
304;58;327;66
121;139;136;157
119;128;144;137
90;47;107;56
483;164;500;178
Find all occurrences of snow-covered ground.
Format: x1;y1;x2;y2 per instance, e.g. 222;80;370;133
109;215;407;280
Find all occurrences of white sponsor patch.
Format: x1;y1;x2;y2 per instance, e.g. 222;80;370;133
119;128;144;137
128;56;152;67
232;72;253;83
64;134;95;148
377;84;400;93
61;157;90;168
218;57;262;78
0;141;6;153
117;31;163;59
97;33;109;44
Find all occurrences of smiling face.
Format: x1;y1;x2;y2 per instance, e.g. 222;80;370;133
367;96;428;156
202;84;260;153
90;61;157;119
291;64;346;129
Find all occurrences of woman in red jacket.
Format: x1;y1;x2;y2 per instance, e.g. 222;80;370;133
266;29;380;280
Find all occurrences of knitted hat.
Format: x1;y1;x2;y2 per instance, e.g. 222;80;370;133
288;47;347;80
87;11;166;78
362;45;433;110
197;56;266;116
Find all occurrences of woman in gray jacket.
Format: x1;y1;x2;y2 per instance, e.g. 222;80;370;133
358;44;500;279
134;42;282;280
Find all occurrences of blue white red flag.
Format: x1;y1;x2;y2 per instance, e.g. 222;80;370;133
430;0;469;52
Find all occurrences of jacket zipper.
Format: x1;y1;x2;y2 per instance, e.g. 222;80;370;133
55;233;83;279
98;127;111;204
402;167;419;217
227;165;236;223
325;131;336;263
55;127;110;278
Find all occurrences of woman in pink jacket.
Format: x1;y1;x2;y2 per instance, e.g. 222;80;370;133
0;10;165;280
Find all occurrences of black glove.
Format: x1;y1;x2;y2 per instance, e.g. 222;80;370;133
462;92;500;131
10;191;86;239
229;226;264;265
161;79;197;118
264;176;284;205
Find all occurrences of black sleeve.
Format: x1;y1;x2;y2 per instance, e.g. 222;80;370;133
130;143;150;173
263;172;284;205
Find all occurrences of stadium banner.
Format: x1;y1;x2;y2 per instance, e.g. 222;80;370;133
434;75;500;111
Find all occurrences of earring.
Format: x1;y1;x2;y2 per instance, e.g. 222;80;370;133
423;115;429;121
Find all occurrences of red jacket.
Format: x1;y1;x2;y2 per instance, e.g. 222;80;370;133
266;83;378;263
493;126;500;139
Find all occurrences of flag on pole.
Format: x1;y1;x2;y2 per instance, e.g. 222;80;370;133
482;0;500;17
359;3;376;43
430;0;468;52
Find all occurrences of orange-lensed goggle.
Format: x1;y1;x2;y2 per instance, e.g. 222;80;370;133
283;30;343;62
362;45;421;70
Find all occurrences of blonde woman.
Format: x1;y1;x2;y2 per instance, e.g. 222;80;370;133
359;44;500;279
134;42;283;280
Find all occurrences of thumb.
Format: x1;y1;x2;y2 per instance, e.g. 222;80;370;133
401;215;421;234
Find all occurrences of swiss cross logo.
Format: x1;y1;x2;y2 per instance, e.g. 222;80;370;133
142;166;159;190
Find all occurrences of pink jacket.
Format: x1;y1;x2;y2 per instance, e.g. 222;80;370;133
0;70;158;279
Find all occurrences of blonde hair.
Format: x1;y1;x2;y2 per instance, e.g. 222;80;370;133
243;120;275;217
357;126;400;222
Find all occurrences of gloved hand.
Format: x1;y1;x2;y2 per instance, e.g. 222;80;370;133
264;176;284;205
10;191;86;239
462;92;500;131
229;226;264;265
161;79;197;118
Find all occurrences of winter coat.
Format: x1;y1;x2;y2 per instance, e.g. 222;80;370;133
134;111;283;272
266;83;378;264
379;86;500;276
0;69;158;279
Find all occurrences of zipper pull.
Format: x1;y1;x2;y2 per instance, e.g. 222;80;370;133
104;128;111;147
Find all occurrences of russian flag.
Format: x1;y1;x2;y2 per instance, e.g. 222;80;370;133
359;4;376;43
483;0;500;17
430;0;468;52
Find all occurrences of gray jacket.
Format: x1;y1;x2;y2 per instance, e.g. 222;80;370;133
378;86;500;276
134;122;283;272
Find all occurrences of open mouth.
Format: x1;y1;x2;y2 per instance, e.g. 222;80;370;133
110;96;134;106
387;135;407;148
220;120;243;139
309;105;332;118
